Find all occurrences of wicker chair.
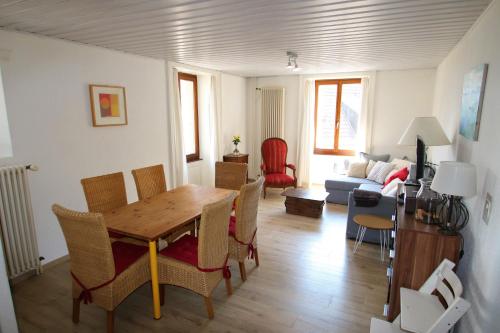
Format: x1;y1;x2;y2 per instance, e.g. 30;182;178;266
157;192;236;319
131;164;167;200
228;176;264;281
81;172;138;243
52;204;150;333
215;161;247;190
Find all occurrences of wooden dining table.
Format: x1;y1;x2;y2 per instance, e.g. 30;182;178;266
103;184;237;320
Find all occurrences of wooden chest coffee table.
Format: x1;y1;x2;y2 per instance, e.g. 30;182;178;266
281;188;329;218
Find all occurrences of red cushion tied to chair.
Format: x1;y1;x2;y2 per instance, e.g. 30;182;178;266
228;215;237;237
112;241;149;275
159;234;198;266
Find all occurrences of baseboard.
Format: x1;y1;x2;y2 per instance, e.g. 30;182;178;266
9;255;69;286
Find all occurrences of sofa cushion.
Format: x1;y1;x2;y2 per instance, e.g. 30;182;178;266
360;152;390;162
347;161;368;178
367;161;394;184
325;175;380;192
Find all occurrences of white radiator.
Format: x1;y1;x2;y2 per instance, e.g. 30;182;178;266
260;87;285;140
0;165;41;279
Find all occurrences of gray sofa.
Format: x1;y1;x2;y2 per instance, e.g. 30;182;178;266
325;175;396;244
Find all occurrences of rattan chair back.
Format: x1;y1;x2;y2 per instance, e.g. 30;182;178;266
215;162;247;190
197;192;236;270
235;176;264;242
81;172;127;213
52;204;115;287
132;164;167;200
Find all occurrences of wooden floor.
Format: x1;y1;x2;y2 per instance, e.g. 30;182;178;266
12;189;387;332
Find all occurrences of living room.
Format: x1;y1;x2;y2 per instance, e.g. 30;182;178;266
0;1;499;332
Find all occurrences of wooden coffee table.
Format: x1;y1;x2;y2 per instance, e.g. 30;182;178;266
281;188;328;218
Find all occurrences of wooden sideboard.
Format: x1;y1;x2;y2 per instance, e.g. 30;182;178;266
222;153;249;164
386;204;462;321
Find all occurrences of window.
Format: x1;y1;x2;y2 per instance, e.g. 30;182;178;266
314;79;362;156
178;72;200;162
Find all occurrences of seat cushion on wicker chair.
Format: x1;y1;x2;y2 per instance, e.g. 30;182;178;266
159;234;198;266
228;215;237;237
108;231;126;239
112;241;149;275
265;173;295;186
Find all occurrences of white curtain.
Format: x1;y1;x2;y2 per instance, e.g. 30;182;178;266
169;68;188;187
296;79;315;188
202;75;222;186
356;77;374;154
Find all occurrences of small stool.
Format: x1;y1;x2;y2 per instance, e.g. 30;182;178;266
353;214;394;262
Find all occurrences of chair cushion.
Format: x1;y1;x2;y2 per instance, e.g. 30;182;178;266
159;234;198;266
229;215;236;237
108;231;126;239
112;241;148;275
265;173;295;186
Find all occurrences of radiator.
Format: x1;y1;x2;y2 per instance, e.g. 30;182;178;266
0;164;41;279
260;87;285;140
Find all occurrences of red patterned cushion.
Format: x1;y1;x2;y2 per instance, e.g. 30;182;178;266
383;167;409;187
159;234;198;266
262;139;288;174
108;231;126;239
228;215;237;237
265;173;295;186
112;241;148;275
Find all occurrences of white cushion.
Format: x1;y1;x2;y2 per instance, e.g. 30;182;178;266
381;178;403;196
366;160;376;177
367;161;394;184
391;158;413;170
347;161;368;178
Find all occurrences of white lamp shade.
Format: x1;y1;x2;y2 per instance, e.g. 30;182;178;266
398;116;451;146
431;161;477;197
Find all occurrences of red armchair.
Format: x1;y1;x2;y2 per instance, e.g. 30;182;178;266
260;138;297;198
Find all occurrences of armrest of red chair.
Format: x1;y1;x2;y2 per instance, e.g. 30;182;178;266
286;164;297;181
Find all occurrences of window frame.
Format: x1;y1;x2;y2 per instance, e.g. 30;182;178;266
178;72;200;163
313;78;361;156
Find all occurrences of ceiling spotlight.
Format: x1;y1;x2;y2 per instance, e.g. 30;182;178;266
286;59;293;69
293;62;301;72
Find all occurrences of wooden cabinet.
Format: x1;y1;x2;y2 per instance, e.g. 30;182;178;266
386;205;461;321
222;153;249;164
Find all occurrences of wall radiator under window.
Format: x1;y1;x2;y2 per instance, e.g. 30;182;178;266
260;87;285;140
0;165;41;279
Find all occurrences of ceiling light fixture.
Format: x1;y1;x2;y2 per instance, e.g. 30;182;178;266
286;51;300;71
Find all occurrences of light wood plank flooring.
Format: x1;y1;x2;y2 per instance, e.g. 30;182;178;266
12;189;387;332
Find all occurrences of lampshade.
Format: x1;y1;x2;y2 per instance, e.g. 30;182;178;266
431;161;477;197
398;117;451;146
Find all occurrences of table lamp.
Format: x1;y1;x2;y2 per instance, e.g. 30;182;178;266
431;161;477;235
398;117;450;181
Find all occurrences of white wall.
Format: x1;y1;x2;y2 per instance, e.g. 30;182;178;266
0;30;169;264
221;73;247;155
0;64;13;158
429;1;500;332
248;69;435;181
371;69;436;160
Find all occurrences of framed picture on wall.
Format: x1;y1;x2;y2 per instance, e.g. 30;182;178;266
89;84;128;127
459;64;488;141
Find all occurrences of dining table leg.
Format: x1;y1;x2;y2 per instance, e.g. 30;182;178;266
149;240;162;319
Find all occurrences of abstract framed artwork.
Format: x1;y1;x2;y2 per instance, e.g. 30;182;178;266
89;84;128;127
459;64;488;141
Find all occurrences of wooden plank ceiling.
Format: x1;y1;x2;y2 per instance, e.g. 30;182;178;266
0;0;491;76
